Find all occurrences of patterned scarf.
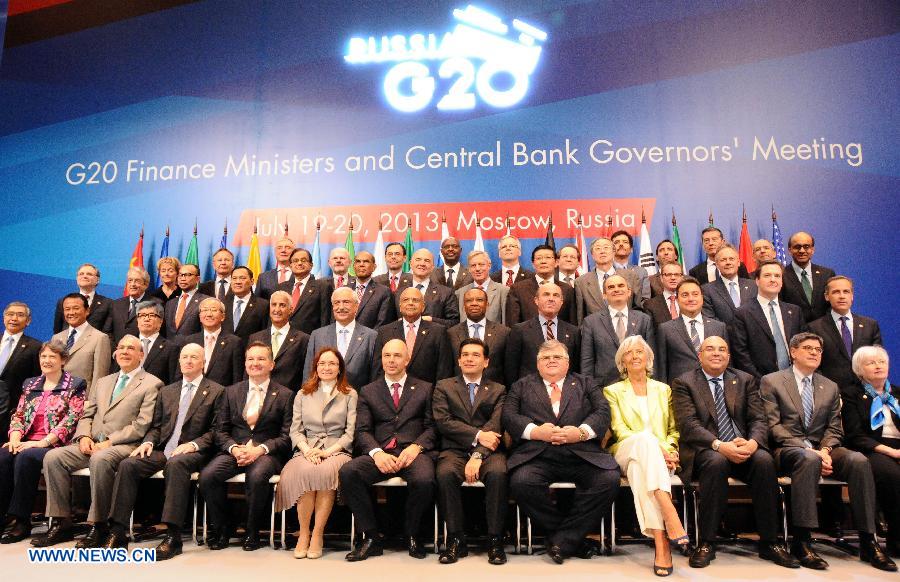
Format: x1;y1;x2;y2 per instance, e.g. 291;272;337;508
864;380;900;431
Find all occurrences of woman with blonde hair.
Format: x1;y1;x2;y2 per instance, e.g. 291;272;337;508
151;256;182;302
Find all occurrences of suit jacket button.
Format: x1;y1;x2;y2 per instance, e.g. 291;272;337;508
394;416;399;420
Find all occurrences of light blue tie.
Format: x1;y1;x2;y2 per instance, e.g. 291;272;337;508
768;301;791;370
470;323;482;340
0;337;14;374
467;382;478;405
233;299;244;325
728;281;740;307
801;376;814;429
338;329;349;356
164;383;194;457
111;374;129;404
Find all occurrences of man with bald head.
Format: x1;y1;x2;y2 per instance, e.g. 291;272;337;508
247;290;309;390
779;231;836;322
432;237;473;290
395;248;459;327
304;287;378;390
341;339;437;561
377;287;452;384
752;239;776;267
348;251;395;329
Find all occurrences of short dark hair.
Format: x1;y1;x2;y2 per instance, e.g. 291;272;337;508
655;239;679;259
675;276;703;295
531;244;557;261
289;248;312;263
458;337;489;359
789;332;823;350
754;259;784;280
385;242;406;256
610;230;633;247
245;340;273;360
701;226;723;238
62;292;89;309
558;244;580;259
232;265;254;279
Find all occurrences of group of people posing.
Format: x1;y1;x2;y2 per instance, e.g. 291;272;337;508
0;227;895;576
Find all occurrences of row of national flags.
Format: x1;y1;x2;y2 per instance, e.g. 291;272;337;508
123;208;791;294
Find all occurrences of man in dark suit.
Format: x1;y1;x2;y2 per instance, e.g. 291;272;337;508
808;276;882;391
779;232;836;323
255;236;294;300
433;338;507;565
556;244;581;287
373;242;411;292
447;288;508;384
432;237;473;290
347;251;395;329
701;245;757;326
751;239;777;277
304;287;378;390
0;302;41;437
760;332;894;571
109;267;156;345
180;298;244;387
649;240;680;297
730;261;804;378
278;248;326;335
198;248;234;301
506;283;580;386
395;249;459;327
164;264;209;338
506;245;575;326
248;291;309;390
133;301;178;386
52;263;112;334
503;339;619;563
491;235;534;286
200;341;294;551
323;247;355;291
222;266;269;341
688;227;750;285
341;339;437;561
376;287;452;384
579;275;652;388
104;343;224;558
643;262;683;327
656;277;727;384
672;336;797;569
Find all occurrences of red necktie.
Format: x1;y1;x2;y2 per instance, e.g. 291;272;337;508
668;294;678;319
278;267;288;284
550;382;562;416
292;281;302;309
385;382;401;450
506;270;514;287
390;275;398;292
336;275;344;288
545;320;555;340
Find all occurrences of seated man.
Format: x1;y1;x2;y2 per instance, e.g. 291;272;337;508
502;340;619;564
0;302;42;438
433;338;507;565
672;336;797;569
340;339;437;561
33;335;162;548
104;343;224;558
200;341;293;551
760;332;895;571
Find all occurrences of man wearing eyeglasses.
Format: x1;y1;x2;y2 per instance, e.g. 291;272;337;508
760;332;894;571
277;248;326;335
164;264;210;338
641;261;684;327
129;300;177;385
180;298;244;387
779;232;836;323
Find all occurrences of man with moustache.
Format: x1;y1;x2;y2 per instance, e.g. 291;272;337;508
278;248;326;335
248;291;309;391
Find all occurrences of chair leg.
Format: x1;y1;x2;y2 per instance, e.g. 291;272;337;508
192;485;198;544
129;511;135;540
527;515;533;555
515;504;521;554
202;500;207;546
350;513;355;548
270;484;276;549
433;504;439;553
610;499;616;554
281;508;286;550
780;486;789;542
692;490;700;546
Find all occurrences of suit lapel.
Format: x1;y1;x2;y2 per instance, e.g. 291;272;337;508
68;328;90;355
850;317;867;355
587;274;603;309
344;325;364;363
396;377;417;413
780;303;797;336
275;330;299;362
749;301;775;344
598;310;618;345
109;371;143;410
821;317;850;360
557;375;579;420
673;318;694;352
781;371;804;423
533;377;556;419
257;383;279;423
722;370;740;419
455;377;475;416
410;322;430;363
185;378;211;420
694;370;718;422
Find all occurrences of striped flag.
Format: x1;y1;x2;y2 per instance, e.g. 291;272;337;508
373;220;387;276
155;226;169;286
124;228;144;296
473;216;485;252
311;220;322;278
576;215;589;275
247;225;262;284
771;206;788;266
638;211;657;275
738;205;757;273
437;213;450;266
544;213;556;250
219;220;228;249
671;210;685;268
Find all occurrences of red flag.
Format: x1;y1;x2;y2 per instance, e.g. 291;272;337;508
123;228;144;296
738;205;757;273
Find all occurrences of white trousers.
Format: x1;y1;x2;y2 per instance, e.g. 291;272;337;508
613;431;673;536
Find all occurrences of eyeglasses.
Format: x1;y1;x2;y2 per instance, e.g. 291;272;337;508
864;359;888;366
538;354;567;362
797;345;823;354
790;244;813;251
199;307;223;313
178;272;198;278
136;313;161;319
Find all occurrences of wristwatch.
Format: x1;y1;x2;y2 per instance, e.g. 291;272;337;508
470;452;484;460
711;439;722;451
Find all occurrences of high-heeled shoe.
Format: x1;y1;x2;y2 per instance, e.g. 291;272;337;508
654;546;674;577
293;532;310;559
669;534;692;556
307;533;323;559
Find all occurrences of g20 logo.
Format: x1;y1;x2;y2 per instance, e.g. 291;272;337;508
344;5;547;113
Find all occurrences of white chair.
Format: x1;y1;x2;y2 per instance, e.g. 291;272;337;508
439;480;485;547
348;476;439;554
777;476;851;550
201;474;281;548
610;475;687;552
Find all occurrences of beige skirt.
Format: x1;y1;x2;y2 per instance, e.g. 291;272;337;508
275;451;351;512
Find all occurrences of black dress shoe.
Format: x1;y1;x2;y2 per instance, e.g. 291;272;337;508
439;536;468;564
242;531;262;551
102;530;129;549
155;534;183;560
860;538;898;572
576;538;600;559
206;528;230;551
0;521;30;544
759;542;800;568
791;540;828;570
547;544;565;564
487;536;507;565
75;525;108;549
407;536;426;559
31;523;74;547
345;537;383;561
689;542;716;568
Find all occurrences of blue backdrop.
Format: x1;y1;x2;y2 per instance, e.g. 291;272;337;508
0;0;897;355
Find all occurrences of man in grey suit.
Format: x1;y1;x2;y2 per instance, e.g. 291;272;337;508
34;335;162;548
701;244;757;326
455;250;507;325
447;288;508;384
104;343;224;557
304;287;378;390
164;264;210;338
760;332;894;571
580;274;654;388
52;293;111;393
656;277;727;384
574;237;641;323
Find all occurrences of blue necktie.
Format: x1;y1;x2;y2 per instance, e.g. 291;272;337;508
164;383;194;457
728;281;740;307
467;382;478;405
233;299;244;325
0;337;14;375
66;328;77;350
768;301;791;370
338;329;349;356
470;322;482;340
839;316;852;356
710;377;737;441
801;376;814;429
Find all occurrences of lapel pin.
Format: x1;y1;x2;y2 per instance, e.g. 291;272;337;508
202;390;208;396
220;341;225;346
863;394;868;400
289;338;294;343
410;385;415;390
271;391;276;396
422;330;428;335
732;380;737;385
487;333;492;338
858;324;863;328
565;334;570;338
787;310;793;315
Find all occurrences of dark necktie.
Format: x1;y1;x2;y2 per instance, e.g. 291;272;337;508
385;382;402;450
544;320;555;340
801;270;813;304
710;377;737;441
505;270;514;287
446;268;455;288
217;279;227;301
689;319;701;353
128;298;137;319
66;328;77;350
839;316;853;356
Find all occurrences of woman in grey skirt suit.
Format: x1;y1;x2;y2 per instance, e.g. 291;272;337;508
276;347;357;559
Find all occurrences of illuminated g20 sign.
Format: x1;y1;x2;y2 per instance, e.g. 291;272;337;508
344;5;547;112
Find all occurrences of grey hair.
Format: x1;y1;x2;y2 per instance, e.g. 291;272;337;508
851;345;889;380
614;335;655;379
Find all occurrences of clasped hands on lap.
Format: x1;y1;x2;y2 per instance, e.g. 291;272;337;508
531;423;581;445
